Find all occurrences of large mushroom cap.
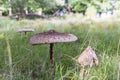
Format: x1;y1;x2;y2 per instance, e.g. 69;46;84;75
17;27;34;32
30;30;78;45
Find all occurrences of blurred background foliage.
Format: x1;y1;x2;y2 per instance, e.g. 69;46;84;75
0;0;119;16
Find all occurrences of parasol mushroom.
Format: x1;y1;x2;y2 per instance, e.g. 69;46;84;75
17;27;34;36
29;30;78;76
30;30;78;64
77;46;98;80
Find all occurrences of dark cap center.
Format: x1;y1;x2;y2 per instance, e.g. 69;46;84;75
48;30;55;33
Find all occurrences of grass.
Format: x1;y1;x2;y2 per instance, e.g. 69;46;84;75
0;16;120;80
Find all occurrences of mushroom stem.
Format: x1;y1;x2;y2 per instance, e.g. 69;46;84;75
24;32;27;35
50;43;54;65
50;43;55;78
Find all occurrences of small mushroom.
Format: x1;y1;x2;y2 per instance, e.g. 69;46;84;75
77;46;98;79
17;27;34;36
29;30;78;76
77;46;98;67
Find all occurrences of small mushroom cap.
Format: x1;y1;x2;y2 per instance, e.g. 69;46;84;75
77;46;99;67
29;30;78;45
17;27;34;32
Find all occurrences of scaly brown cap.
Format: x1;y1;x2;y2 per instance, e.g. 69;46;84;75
29;30;78;44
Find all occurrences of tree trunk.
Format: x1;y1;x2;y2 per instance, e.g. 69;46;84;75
8;0;12;16
8;8;12;16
